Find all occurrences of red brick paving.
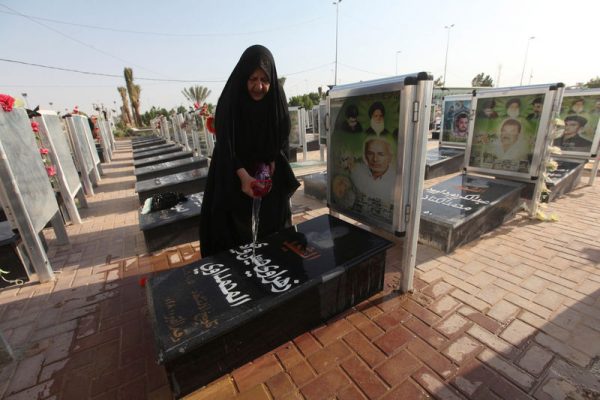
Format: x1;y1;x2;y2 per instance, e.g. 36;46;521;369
0;140;599;399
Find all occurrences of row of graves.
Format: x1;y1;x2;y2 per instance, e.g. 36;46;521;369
421;86;600;252
0;102;117;290
137;103;334;255
134;111;213;252
142;73;434;397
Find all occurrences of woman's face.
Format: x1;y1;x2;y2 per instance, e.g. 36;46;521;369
247;68;270;101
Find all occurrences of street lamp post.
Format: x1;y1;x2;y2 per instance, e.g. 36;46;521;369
520;36;535;86
333;0;342;85
395;51;402;75
442;24;454;87
21;93;29;108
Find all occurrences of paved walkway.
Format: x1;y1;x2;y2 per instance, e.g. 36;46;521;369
0;139;599;399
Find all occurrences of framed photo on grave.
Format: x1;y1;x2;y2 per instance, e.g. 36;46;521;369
288;106;303;148
327;76;407;232
440;94;472;148
64;116;94;175
465;85;559;181
318;101;328;145
37;111;82;199
552;89;600;159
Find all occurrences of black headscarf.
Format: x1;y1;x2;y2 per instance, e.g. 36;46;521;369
215;44;290;170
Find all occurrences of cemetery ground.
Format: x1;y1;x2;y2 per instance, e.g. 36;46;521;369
1;139;600;400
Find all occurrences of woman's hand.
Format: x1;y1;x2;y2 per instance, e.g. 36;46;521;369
269;161;275;176
237;168;259;198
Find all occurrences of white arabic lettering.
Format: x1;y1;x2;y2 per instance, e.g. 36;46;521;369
193;264;251;307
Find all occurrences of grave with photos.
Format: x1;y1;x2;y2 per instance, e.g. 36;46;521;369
425;94;470;180
139;192;203;252
146;214;393;397
135;167;209;203
134;156;208;182
133;144;183;160
145;73;434;398
419;174;524;252
133;150;194;169
64;114;102;188
35;111;88;224
546;88;600;198
420;84;565;252
545;159;587;201
0;107;70;283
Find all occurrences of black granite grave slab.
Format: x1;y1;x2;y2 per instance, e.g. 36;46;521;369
133;143;176;155
132;138;166;149
546;159;586;202
146;214;392;397
303;171;327;201
0;221;28;288
139;192;203;252
134;157;208;182
420;174;524;253
133;144;182;160
136;168;208;203
133;151;194;168
425;147;465;180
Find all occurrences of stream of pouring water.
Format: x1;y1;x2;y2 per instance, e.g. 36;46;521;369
251;197;261;261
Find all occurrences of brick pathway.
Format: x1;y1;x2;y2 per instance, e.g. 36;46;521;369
0;139;599;399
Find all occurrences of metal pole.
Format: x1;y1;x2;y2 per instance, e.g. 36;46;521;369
520;36;535;86
442;24;454;87
334;0;342;85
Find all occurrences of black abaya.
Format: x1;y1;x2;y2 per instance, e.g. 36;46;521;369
199;45;299;257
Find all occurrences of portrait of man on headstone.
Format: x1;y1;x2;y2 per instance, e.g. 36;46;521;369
470;94;544;173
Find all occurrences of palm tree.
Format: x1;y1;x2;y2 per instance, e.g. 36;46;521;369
124;67;142;126
181;85;211;105
131;84;142;126
117;86;132;126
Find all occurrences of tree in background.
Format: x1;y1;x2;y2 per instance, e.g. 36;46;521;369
278;76;286;87
584;76;600;88
117;86;132;126
124;67;142;126
141;106;169;126
288;92;321;109
182;85;211;106
471;72;494;87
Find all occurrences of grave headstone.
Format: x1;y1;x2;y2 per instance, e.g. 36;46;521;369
134;156;208;182
133;150;194;169
135;167;208;203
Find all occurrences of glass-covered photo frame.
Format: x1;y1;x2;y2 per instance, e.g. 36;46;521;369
440;94;472;147
288;106;302;148
465;85;560;181
328;78;404;231
553;89;600;158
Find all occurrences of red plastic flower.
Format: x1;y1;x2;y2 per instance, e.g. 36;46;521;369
45;165;56;177
206;116;216;134
31;121;39;133
72;106;79;114
139;276;147;287
40;148;49;155
0;94;15;112
193;102;200;110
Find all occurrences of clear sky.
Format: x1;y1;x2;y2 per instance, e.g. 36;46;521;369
1;0;598;115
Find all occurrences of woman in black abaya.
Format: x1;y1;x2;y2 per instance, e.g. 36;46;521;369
199;45;300;258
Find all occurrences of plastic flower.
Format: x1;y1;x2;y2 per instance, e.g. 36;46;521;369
0;94;15;112
45;165;56;177
39;148;49;155
31;121;39;133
